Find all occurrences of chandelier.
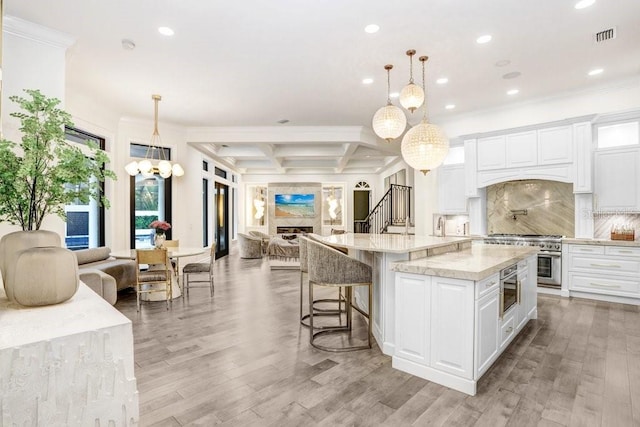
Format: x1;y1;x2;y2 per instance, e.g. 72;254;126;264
372;64;406;142
399;50;424;113
125;94;184;178
400;55;449;174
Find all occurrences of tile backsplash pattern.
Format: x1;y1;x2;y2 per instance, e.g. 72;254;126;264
594;213;640;240
487;180;575;237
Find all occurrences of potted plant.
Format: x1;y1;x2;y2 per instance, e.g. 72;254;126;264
0;89;116;306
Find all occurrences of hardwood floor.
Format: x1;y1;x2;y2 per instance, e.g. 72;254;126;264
115;252;640;426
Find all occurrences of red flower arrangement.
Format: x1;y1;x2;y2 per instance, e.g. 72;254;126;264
149;220;171;234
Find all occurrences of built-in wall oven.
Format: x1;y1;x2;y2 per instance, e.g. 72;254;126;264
500;263;519;318
484;234;563;289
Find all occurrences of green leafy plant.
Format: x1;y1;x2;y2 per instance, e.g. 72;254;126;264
0;89;116;231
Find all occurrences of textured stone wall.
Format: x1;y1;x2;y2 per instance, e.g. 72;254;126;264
486;180;575;237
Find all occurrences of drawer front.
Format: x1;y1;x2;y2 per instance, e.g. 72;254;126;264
500;312;516;350
569;273;640;297
569;245;604;255
569;254;640;275
605;246;640;257
476;273;500;300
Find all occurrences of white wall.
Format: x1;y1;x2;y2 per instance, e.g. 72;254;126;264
0;17;74;241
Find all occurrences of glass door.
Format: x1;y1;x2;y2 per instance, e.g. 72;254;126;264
130;174;172;249
214;181;229;258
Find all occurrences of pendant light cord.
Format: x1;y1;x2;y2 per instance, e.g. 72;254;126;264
384;64;393;105
420;56;429;122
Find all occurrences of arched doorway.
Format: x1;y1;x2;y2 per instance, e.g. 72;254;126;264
353;181;371;232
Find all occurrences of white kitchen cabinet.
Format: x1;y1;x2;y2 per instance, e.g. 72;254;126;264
438;165;467;213
477;136;506;171
515;263;529;331
573;122;593;193
506;131;537;168
430;277;474;379
566;244;640;300
537;126;573;165
594;146;640;212
474;288;499;378
394;273;431;365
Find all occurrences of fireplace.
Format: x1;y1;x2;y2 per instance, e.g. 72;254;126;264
277;226;314;234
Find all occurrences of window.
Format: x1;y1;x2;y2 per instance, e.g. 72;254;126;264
203;160;209;171
596;121;639;149
63;127;106;250
130;143;171;160
214;166;227;179
203;178;209;246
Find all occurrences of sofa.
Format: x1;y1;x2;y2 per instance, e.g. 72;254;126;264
75;247;137;303
238;233;263;259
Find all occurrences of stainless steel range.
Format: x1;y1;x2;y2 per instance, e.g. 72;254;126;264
484;234;562;288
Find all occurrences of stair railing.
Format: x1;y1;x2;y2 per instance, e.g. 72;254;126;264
354;184;411;234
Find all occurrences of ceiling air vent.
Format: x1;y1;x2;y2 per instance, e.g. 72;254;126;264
595;27;616;43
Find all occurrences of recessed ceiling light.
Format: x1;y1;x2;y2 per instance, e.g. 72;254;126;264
436;77;449;85
502;71;522;79
362;78;374;85
588;68;603;76
445;104;456;110
364;24;380;34
575;0;595;9
158;26;174;36
389;92;399;98
495;59;511;67
507;89;519;95
476;34;492;44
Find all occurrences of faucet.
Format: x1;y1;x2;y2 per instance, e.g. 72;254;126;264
436;216;446;237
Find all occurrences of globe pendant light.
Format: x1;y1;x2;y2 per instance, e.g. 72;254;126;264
124;94;185;178
401;56;449;174
399;50;425;113
372;64;407;142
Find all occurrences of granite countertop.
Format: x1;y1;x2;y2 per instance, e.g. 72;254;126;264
391;245;539;281
562;238;640;247
318;233;472;254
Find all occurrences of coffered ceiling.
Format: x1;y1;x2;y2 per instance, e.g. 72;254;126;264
6;0;640;174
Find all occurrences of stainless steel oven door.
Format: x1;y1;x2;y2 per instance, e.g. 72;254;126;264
537;251;561;287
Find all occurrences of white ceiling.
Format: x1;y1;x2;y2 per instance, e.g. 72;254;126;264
6;0;640;174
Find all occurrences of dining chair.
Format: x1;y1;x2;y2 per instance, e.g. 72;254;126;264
182;244;216;297
135;248;172;311
163;239;180;286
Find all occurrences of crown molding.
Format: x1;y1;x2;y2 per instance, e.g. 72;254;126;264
4;15;75;49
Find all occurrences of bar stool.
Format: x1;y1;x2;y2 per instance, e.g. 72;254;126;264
306;239;373;352
299;236;344;328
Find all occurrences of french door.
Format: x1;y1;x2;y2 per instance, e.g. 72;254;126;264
130;174;172;249
214;181;229;258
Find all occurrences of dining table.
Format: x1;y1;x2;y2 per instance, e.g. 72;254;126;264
110;247;207;300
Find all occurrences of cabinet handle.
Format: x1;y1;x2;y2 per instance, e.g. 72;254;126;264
506;326;513;333
516;280;521;304
579;248;593;252
486;281;496;288
618;250;633;254
590;263;621;268
589;282;621;289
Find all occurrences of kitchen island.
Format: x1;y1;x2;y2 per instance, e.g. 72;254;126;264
390;244;539;395
317;234;473;355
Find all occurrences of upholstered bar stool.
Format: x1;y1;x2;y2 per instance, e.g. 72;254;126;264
298;237;344;328
306;239;373;352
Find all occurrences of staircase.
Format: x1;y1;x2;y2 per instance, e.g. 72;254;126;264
354;184;412;234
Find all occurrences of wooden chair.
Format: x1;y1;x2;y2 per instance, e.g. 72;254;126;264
163;240;180;286
135;248;172;311
182;245;216;297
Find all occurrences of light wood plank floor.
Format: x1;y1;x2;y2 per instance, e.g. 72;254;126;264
115;252;640;426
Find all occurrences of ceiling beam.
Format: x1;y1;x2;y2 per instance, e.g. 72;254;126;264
256;144;285;173
336;142;359;173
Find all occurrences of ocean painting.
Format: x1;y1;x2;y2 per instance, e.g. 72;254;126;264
275;194;315;217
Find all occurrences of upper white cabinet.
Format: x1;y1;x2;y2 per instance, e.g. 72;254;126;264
506;131;537;167
438;165;467;214
594;146;640;212
538;126;573;165
477;136;506;171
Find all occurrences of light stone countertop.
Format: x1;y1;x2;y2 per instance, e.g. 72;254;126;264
562;238;640;247
317;233;473;254
391;245;539;281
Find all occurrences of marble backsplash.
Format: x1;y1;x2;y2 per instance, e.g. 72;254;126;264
487;180;575;237
594;213;640;240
